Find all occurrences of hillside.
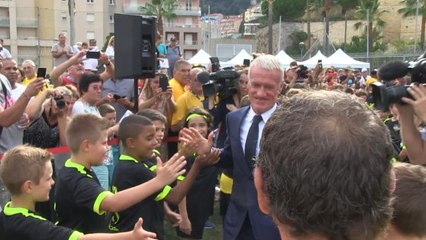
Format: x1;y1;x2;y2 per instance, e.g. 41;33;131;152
200;0;252;16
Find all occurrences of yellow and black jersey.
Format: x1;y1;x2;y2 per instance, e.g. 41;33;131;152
55;160;113;234
0;202;82;240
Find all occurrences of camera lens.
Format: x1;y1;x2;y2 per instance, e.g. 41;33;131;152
55;97;66;109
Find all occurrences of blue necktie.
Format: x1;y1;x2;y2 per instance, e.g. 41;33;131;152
245;115;262;170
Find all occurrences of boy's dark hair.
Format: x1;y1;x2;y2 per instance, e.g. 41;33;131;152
0;145;52;195
137;109;167;124
118;115;153;147
257;90;393;240
66;114;109;154
98;103;116;117
392;163;426;237
183;107;213;130
78;72;102;94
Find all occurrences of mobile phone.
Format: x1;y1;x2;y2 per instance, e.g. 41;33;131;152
113;94;125;100
37;68;47;78
159;75;169;92
243;59;250;67
86;51;101;59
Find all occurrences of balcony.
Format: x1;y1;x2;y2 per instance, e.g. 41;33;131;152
174;7;201;17
164;23;201;29
0;18;39;28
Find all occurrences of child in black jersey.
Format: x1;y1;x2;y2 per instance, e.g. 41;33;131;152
0;145;156;240
109;114;220;240
176;108;219;239
55;114;186;234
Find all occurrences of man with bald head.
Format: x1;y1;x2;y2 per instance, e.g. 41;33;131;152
171;67;207;132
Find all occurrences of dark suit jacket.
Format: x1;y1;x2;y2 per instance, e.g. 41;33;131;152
220;106;280;240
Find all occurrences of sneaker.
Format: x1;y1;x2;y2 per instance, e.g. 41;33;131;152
204;219;215;229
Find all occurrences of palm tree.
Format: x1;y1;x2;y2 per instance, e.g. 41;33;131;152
336;0;360;49
398;0;426;50
354;0;387;54
139;0;179;35
308;0;333;55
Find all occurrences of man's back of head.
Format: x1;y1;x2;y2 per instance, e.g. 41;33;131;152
386;163;426;240
255;90;394;240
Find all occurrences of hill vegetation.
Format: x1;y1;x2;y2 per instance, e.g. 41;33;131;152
200;0;252;16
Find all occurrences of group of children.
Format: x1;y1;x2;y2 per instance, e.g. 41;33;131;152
0;106;220;240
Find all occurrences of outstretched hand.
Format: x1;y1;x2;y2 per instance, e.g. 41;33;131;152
155;155;186;185
195;148;221;168
179;128;214;155
131;218;157;240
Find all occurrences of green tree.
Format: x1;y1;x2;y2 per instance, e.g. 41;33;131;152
261;0;307;21
398;0;426;50
354;0;387;53
139;0;179;34
308;0;334;54
336;0;360;49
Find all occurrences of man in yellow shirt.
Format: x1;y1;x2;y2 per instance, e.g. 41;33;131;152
365;69;378;87
171;68;205;132
21;60;37;86
169;59;191;101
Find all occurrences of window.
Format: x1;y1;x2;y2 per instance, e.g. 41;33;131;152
87;0;94;3
186;0;192;10
86;32;95;40
86;13;95;22
61;12;67;20
109;0;116;5
109;15;114;23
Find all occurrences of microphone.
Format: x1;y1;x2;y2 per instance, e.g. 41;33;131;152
197;71;210;84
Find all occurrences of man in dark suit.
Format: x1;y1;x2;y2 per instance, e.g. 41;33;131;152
219;55;283;239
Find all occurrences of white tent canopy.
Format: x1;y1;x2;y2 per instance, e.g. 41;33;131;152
298;50;328;68
221;49;253;67
187;49;212;68
326;49;370;69
275;50;295;68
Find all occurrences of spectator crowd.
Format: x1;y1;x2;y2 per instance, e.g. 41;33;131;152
0;31;425;240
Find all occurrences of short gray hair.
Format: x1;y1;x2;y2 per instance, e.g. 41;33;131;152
248;55;283;82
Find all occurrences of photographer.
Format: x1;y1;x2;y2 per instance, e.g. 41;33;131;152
374;59;426;165
23;86;74;148
395;84;426;165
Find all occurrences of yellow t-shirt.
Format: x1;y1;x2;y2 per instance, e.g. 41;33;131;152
22;76;37;86
169;78;186;101
366;77;378;87
171;91;204;126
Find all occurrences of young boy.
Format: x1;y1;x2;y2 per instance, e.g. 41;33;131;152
108;114;220;239
55;114;186;234
0;145;156;240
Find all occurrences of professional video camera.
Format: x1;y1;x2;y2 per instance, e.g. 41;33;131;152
199;57;240;102
201;70;240;101
372;52;426;111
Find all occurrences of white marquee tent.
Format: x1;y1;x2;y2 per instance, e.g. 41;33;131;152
326;49;370;69
275;50;295;68
298;50;328;68
221;49;253;67
187;49;212;68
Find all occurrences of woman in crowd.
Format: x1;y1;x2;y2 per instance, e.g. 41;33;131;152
23;85;75;148
138;73;175;120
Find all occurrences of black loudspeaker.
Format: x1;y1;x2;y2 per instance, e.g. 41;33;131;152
114;14;157;79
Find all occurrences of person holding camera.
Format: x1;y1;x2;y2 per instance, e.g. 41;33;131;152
396;84;426;165
0;58;45;153
23;86;74;148
138;73;175;121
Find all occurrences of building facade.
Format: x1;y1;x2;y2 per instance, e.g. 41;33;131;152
123;0;202;59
